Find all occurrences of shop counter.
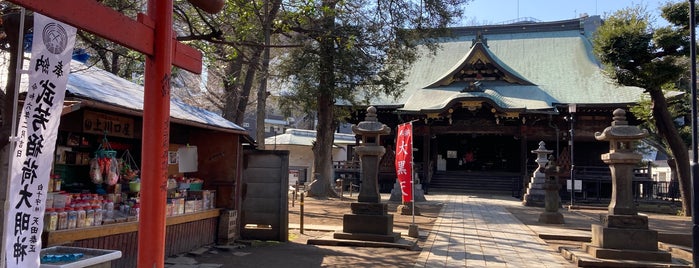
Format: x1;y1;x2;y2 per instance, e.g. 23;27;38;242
40;246;122;268
43;209;221;268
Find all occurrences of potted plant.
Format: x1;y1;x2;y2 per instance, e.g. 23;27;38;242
119;150;140;192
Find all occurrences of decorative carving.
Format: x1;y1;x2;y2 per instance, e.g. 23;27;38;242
471;31;488;47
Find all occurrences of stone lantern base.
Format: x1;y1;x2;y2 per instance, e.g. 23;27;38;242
397;202;421;216
538;211;564;224
333;202;400;242
583;215;671;262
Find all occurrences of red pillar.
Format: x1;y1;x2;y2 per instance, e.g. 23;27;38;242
138;0;172;267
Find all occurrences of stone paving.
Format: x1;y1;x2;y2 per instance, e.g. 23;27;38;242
164;192;691;267
414;194;574;267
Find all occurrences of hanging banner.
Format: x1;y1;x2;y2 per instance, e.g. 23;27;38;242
395;123;413;202
4;13;76;268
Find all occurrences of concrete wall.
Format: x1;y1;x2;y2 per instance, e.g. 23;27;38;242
273;144;348;183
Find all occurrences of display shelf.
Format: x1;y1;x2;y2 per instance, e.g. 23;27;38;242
44;209;221;246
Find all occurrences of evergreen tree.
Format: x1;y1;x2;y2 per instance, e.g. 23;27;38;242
593;2;693;215
276;0;469;197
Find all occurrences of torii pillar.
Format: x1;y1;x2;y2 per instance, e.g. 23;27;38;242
5;1;222;267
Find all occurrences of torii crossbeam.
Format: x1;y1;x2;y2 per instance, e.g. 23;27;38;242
5;0;222;267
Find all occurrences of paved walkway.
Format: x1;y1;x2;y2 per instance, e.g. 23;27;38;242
182;192;690;267
414;194;574;267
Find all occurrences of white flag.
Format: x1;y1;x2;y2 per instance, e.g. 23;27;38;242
4;13;76;268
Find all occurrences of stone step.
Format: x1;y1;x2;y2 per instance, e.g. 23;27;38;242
429;172;518;194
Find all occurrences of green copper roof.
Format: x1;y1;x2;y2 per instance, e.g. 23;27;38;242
371;17;645;113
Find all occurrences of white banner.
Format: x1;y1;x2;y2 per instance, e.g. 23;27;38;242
4;13;76;267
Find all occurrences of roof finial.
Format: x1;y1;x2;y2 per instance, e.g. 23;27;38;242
471;31;488;48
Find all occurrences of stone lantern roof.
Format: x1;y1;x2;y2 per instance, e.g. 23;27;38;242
352;107;391;144
594;109;648;142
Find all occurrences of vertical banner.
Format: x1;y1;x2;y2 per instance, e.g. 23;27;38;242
395;123;413;202
4;14;76;267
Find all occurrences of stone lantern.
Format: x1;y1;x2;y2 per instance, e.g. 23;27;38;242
594;109;648;216
584;109;670;262
333;106;399;242
523;141;553;207
351;106;391;203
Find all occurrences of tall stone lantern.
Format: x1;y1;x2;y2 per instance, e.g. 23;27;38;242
333;106;399;242
594;109;647;216
523;141;553;207
585;109;671;262
351;106;391;203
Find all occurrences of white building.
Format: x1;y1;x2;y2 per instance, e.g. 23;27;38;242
265;129;356;183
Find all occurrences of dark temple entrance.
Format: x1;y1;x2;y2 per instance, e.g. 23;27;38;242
435;134;520;173
428;134;522;195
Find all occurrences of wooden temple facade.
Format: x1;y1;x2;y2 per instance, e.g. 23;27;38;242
346;16;652;197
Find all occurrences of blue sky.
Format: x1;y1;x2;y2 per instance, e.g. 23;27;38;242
458;0;674;26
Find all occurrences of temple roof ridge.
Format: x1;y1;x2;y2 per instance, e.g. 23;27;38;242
425;35;533;90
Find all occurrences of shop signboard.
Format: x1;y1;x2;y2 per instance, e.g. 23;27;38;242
82;110;135;138
4;14;76;268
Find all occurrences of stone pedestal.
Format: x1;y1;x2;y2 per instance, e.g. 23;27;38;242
389;181;426;202
522;180;545;206
584;215;670;262
397;202;420;215
334;203;400;242
538;211;564;224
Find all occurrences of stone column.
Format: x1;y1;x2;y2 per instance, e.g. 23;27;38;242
523;141;553;207
585;109;671;262
538;157;564;224
355;145;384;203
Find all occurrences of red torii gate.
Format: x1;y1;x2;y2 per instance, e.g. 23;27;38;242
5;0;223;267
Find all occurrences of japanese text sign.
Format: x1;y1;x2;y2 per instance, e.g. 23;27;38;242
4;13;76;268
83;110;134;138
395;123;413;202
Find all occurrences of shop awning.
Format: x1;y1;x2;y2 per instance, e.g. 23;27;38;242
62;63;250;137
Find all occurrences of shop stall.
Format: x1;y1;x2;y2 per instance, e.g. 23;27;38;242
40;65;250;267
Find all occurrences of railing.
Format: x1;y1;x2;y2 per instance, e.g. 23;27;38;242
564;166;676;202
333;160;360;171
651;181;681;201
333;178;360;197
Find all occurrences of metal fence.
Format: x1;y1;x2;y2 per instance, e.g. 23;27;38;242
515;165;680;203
562;166;680;202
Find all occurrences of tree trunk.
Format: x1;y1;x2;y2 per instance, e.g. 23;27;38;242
649;89;691;216
221;55;244;121
233;47;262;125
308;92;338;197
235;0;282;125
308;0;339;198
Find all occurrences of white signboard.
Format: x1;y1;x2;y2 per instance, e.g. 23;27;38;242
566;179;583;192
4;13;76;268
177;146;198;173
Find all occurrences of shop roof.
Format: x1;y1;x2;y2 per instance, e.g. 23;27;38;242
369;16;647;113
64;63;248;135
265;129;356;147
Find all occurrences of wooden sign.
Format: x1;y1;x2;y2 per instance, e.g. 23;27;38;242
83;110;135;138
